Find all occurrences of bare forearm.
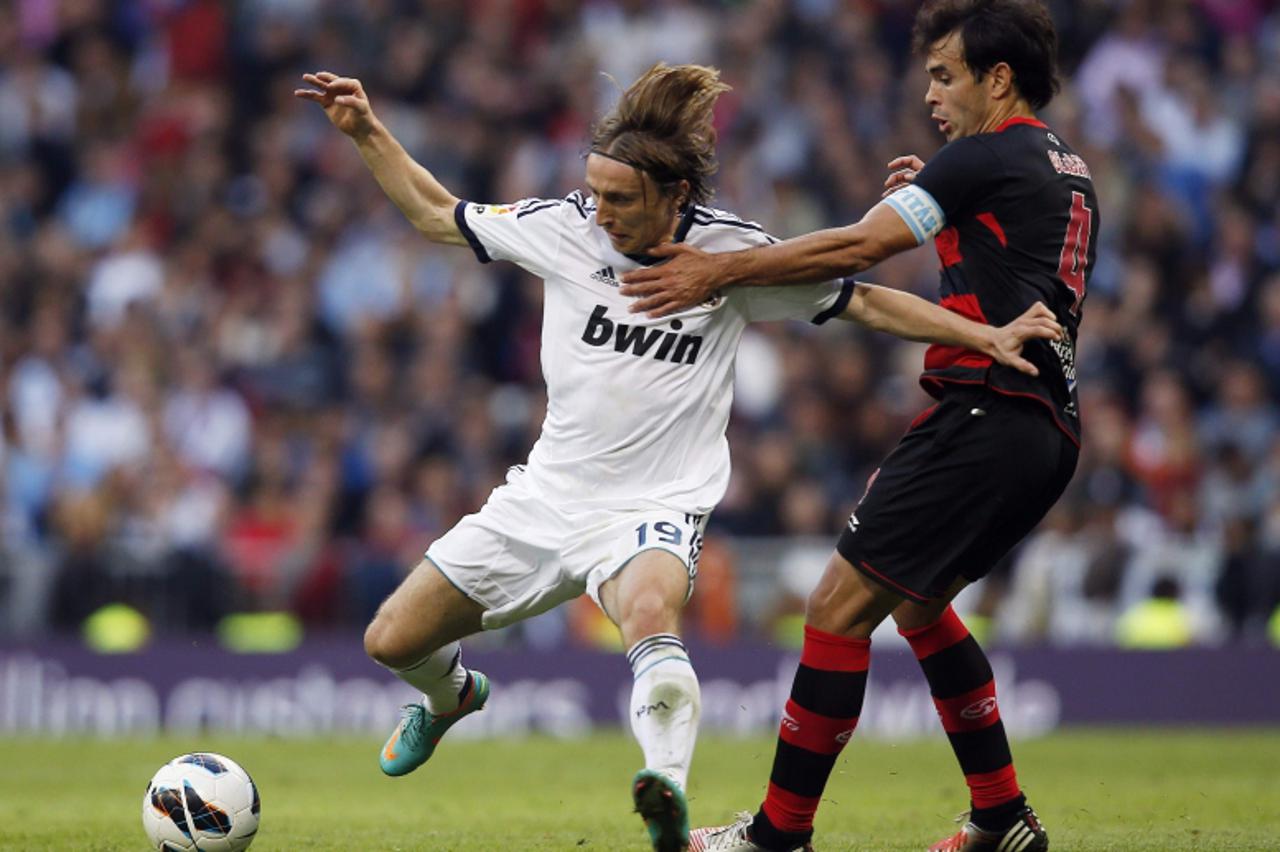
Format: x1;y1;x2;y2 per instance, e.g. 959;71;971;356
846;282;995;352
719;202;920;290
718;225;877;288
352;121;464;245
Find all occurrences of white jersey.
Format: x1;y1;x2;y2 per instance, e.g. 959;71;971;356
455;193;852;515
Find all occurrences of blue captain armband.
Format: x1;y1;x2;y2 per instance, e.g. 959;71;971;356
880;184;945;245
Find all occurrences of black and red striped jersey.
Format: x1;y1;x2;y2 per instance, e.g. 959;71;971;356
885;116;1097;445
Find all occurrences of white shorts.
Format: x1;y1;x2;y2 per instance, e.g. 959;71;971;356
426;468;708;630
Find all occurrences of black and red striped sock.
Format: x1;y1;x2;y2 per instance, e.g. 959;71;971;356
752;625;870;849
900;606;1025;830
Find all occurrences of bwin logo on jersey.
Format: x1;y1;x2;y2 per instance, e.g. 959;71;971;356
582;305;703;365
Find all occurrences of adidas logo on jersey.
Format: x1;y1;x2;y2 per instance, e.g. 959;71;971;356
591;266;620;287
581;305;703;365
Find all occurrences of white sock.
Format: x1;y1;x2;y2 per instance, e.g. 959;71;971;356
627;633;701;792
388;641;469;714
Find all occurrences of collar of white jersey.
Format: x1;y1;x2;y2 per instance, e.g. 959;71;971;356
623;204;698;266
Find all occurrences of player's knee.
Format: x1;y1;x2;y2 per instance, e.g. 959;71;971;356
803;553;894;636
364;613;411;668
622;590;680;640
362;618;388;664
804;583;846;632
892;602;945;633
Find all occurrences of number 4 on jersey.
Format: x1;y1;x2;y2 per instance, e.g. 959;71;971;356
1057;191;1093;316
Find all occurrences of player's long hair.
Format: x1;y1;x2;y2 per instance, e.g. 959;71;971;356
589;63;730;207
912;0;1060;111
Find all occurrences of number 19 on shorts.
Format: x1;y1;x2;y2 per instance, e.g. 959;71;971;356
636;521;683;546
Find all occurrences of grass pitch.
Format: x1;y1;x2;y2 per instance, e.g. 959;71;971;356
1;729;1277;850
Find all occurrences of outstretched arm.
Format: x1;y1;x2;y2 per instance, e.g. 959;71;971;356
295;72;465;246
620;203;919;317
842;284;1062;377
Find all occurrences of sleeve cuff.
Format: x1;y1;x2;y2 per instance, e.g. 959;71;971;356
454;200;491;263
812;278;855;325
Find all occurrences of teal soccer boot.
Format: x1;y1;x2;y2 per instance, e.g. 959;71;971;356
379;671;490;777
633;768;691;852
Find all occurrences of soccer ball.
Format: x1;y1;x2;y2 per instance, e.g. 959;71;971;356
141;752;260;851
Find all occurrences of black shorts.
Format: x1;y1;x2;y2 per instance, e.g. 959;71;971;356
836;385;1078;602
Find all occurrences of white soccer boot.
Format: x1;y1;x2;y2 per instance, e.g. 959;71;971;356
688;811;815;852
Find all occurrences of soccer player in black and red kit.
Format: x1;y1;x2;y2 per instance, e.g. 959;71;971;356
620;1;1095;850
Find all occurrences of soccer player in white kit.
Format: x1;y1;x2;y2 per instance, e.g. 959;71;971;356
295;63;1061;852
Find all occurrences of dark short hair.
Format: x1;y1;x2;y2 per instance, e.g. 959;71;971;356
912;0;1060;110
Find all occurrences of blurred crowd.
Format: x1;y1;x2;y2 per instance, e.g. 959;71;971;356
2;0;1279;648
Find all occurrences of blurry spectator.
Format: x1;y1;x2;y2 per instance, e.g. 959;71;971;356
1199;362;1277;462
48;488;117;629
1144;58;1243;186
766;538;831;648
1075;0;1166;148
998;500;1129;645
59;140;138;252
682;536;739;645
0;46;78;159
1115;576;1196;649
1129;370;1201;518
1118;492;1225;643
347;482;428;623
163;347;253;482
7;301;69;459
61;361;152;489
